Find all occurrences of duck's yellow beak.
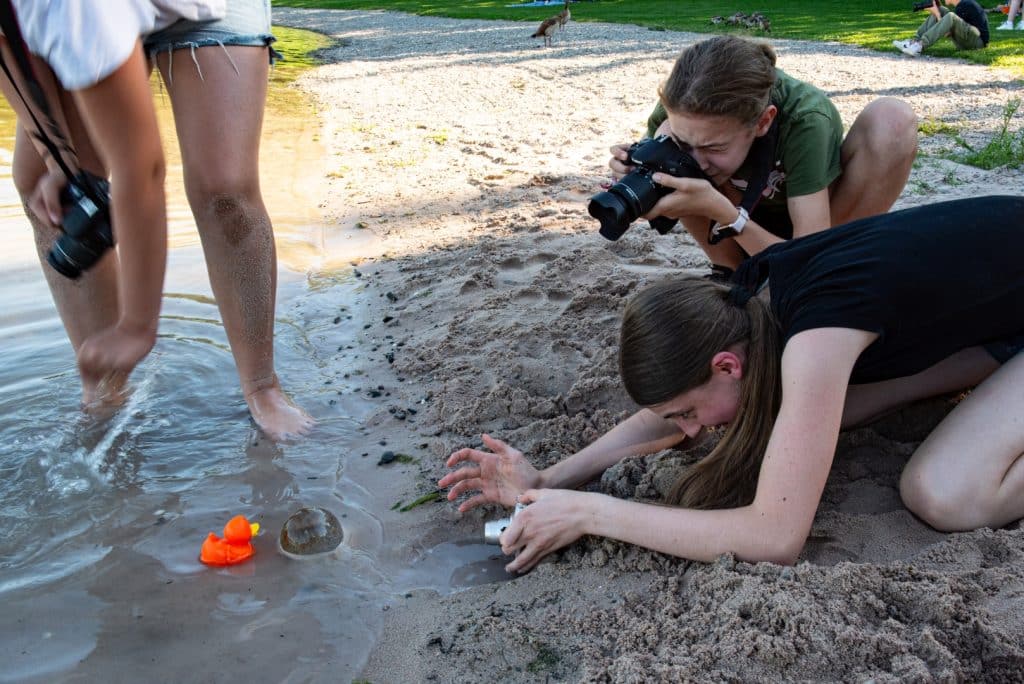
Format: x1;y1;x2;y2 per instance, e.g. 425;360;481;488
250;522;260;536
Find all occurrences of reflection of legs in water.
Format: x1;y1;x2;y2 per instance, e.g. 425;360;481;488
153;45;313;441
2;54;126;406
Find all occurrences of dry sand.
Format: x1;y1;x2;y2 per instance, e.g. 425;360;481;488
273;7;1024;681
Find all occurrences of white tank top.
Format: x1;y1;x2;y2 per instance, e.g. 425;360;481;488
6;0;226;89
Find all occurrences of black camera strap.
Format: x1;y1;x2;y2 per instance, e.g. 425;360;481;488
737;113;780;215
0;0;81;184
707;111;780;245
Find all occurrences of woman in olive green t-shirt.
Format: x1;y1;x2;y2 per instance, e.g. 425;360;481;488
608;36;918;272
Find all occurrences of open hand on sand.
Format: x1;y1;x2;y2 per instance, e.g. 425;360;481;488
439;433;542;511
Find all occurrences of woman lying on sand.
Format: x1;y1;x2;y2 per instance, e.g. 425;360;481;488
440;195;1024;572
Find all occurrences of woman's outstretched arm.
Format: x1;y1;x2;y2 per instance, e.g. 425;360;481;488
502;328;876;572
441;408;687;511
70;44;166;404
541;408;688;489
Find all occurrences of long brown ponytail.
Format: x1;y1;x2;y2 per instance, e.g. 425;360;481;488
619;275;782;509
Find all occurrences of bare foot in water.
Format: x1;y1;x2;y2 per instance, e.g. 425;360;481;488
245;379;315;442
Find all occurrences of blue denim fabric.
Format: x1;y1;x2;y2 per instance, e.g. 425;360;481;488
143;0;280;67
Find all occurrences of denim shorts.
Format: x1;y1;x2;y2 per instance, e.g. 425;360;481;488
143;0;280;66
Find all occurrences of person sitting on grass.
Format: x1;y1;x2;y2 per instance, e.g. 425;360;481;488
608;36;918;275
893;0;989;57
440;195;1024;573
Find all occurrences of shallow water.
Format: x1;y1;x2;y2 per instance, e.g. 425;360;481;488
0;80;504;682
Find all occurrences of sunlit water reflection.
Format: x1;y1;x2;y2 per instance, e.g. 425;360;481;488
0;74;505;682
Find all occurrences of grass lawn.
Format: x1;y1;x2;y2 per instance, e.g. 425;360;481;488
271;24;337;85
273;0;1024;77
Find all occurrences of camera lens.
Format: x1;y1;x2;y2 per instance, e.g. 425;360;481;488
47;226;112;279
588;190;632;241
588;171;665;241
46;172;114;279
46;238;84;278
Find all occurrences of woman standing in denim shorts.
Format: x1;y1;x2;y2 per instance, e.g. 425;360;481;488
3;0;313;441
144;0;313;441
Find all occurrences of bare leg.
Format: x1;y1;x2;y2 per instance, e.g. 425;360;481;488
15;126;121;351
0;46;124;405
829;97;918;225
842;346;998;428
153;45;313;441
899;351;1024;531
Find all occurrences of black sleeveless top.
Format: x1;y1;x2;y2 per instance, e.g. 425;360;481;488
733;196;1024;384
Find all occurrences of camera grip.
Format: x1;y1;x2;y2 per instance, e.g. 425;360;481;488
649;215;678;235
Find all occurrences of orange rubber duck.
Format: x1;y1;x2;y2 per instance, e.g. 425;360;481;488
200;514;260;566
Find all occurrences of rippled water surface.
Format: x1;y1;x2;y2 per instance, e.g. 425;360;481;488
0;81;504;682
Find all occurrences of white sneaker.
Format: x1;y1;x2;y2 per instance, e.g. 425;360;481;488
895;39;922;57
997;20;1015;30
1017;21;1024;29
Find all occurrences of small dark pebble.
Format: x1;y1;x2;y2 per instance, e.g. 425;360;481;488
383;315;394;323
385;352;395;364
386;292;398;302
367;390;382;398
407;407;418;415
379;451;397;465
363;324;372;330
333;316;341;324
393;410;407;421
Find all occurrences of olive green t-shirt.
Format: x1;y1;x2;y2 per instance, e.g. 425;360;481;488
645;69;843;235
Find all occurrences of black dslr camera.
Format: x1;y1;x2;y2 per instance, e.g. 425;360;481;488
912;0;936;10
47;170;114;279
588;134;708;241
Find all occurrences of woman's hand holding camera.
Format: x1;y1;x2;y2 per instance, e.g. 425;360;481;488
607;143;635;181
499;488;592;573
29;168;68;228
645;172;738;227
439;433;543;512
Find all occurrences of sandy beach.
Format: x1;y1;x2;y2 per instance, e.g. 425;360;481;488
271;8;1024;681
